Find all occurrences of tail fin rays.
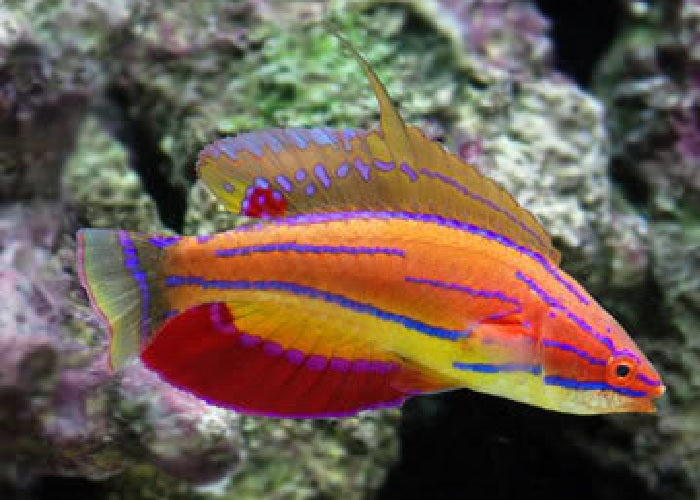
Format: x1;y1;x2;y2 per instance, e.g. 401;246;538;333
77;229;169;368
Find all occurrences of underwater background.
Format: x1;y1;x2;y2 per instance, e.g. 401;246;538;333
0;0;698;498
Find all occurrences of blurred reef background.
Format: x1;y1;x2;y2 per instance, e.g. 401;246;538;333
0;0;698;499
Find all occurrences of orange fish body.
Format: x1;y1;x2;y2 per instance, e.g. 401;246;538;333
77;36;664;417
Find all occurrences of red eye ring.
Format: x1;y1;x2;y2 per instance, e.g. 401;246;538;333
606;356;638;387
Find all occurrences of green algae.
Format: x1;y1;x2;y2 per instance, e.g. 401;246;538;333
63;117;164;233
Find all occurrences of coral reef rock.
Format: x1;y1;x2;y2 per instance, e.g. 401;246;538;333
3;0;697;498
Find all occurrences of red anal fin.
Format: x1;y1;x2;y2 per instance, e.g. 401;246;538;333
141;303;454;418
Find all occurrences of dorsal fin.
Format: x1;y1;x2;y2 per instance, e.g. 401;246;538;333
333;32;414;164
196;35;560;263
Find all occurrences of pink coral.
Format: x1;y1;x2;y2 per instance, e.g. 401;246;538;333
0;203;243;486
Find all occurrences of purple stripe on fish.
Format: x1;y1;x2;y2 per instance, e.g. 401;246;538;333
515;271;638;360
306;355;327;371
288;129;309;149
276;175;294;193
482;309;523;322
217;140;241;160
542;339;607;366
405;276;521;306
238;135;264;156
285;349;305;366
306;183;316;196
216;242;405;258
254;177;270;189
388;166;588;306
341;129;357;151
119;231;151;340
400;163;419;182
261;131;284;153
215;134;263;159
165;276;468;341
211;129;355;159
164;309;180;320
336;163;350;178
309;128;336;146
197;235;213;243
264;341;284;357
240;210;584;308
453;362;542;375
314;164;332;189
544;376;647;398
420;167;549;248
295;168;307;181
209;302;237;335
355;157;371;181
124;257;140;268
636;373;663;387
330;357;350;373
375;160;396;172
149;235;182;248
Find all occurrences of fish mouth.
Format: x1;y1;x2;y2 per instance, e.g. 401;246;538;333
650;382;666;399
637;383;665;414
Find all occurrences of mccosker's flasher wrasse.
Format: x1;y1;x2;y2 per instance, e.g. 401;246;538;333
78;36;664;418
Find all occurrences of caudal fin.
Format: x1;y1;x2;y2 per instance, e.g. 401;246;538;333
77;229;171;368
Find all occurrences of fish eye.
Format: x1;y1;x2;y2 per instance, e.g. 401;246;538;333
615;363;631;378
607;356;637;386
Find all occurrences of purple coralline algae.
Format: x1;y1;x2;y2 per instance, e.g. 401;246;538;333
0;203;244;490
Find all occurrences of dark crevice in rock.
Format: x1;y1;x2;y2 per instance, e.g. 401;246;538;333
610;156;652;209
23;475;108;500
379;392;662;500
536;0;624;86
104;83;187;233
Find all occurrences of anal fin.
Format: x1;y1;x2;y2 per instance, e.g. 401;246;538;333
142;303;457;417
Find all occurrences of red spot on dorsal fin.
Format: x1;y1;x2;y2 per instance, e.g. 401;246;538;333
242;186;288;218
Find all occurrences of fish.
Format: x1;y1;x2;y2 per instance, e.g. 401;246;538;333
77;35;664;418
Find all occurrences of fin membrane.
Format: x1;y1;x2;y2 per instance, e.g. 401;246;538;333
142;302;452;418
197;38;559;263
77;229;170;368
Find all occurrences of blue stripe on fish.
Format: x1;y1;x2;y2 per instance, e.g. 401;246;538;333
354;157;371;181
400;163;419;182
453;362;542;375
119;231;151;339
276;175;294;193
516;271;638;360
149;235;182;248
314;164;332;189
215;243;406;258
237;210;590;313
165;276;469;341
308;128;336;146
405;276;521;306
636;373;663;387
452;361;542;375
336;163;350;178
542;339;607;366
543;376;647;398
